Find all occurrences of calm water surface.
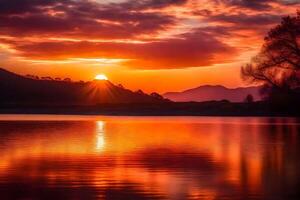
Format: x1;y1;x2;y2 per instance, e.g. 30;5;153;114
0;115;299;200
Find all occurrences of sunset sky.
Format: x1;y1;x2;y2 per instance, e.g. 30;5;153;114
0;0;299;93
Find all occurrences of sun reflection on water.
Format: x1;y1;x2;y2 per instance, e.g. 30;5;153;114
96;121;105;151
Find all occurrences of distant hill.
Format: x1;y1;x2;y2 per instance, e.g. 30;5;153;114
163;85;261;102
0;68;167;105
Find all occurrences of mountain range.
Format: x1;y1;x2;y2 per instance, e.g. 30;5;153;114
0;68;262;106
0;68;166;105
163;85;261;102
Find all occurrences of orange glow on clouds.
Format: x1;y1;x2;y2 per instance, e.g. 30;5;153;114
0;0;298;92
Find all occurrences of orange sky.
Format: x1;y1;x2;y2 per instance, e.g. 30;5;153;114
0;0;298;93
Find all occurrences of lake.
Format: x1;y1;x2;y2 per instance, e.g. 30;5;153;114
0;115;299;200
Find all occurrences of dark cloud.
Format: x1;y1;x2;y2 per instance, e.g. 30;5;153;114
214;0;273;11
214;0;300;11
0;0;186;15
0;0;72;15
0;0;178;39
118;0;188;9
9;29;236;69
193;11;281;38
209;13;281;26
0;12;174;39
279;0;300;5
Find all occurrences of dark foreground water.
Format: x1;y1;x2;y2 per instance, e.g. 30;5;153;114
0;115;299;200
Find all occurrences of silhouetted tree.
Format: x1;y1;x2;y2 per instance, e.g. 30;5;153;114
150;92;164;100
25;74;40;80
241;11;300;107
117;84;124;89
63;78;71;82
55;78;61;81
136;89;145;95
244;94;254;103
26;74;34;79
41;76;53;80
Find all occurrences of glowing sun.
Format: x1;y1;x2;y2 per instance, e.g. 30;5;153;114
95;74;108;81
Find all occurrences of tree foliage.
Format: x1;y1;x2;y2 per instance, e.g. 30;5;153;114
241;11;300;102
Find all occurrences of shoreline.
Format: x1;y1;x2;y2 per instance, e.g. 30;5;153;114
0;101;299;117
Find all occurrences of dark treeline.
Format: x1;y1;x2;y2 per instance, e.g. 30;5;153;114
0;101;297;116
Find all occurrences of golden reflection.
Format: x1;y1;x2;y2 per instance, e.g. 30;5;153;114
0;117;298;200
96;121;105;151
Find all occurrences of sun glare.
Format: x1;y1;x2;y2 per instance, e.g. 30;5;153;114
95;74;108;81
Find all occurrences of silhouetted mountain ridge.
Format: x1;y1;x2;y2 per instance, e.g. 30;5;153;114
0;68;167;105
163;85;261;102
